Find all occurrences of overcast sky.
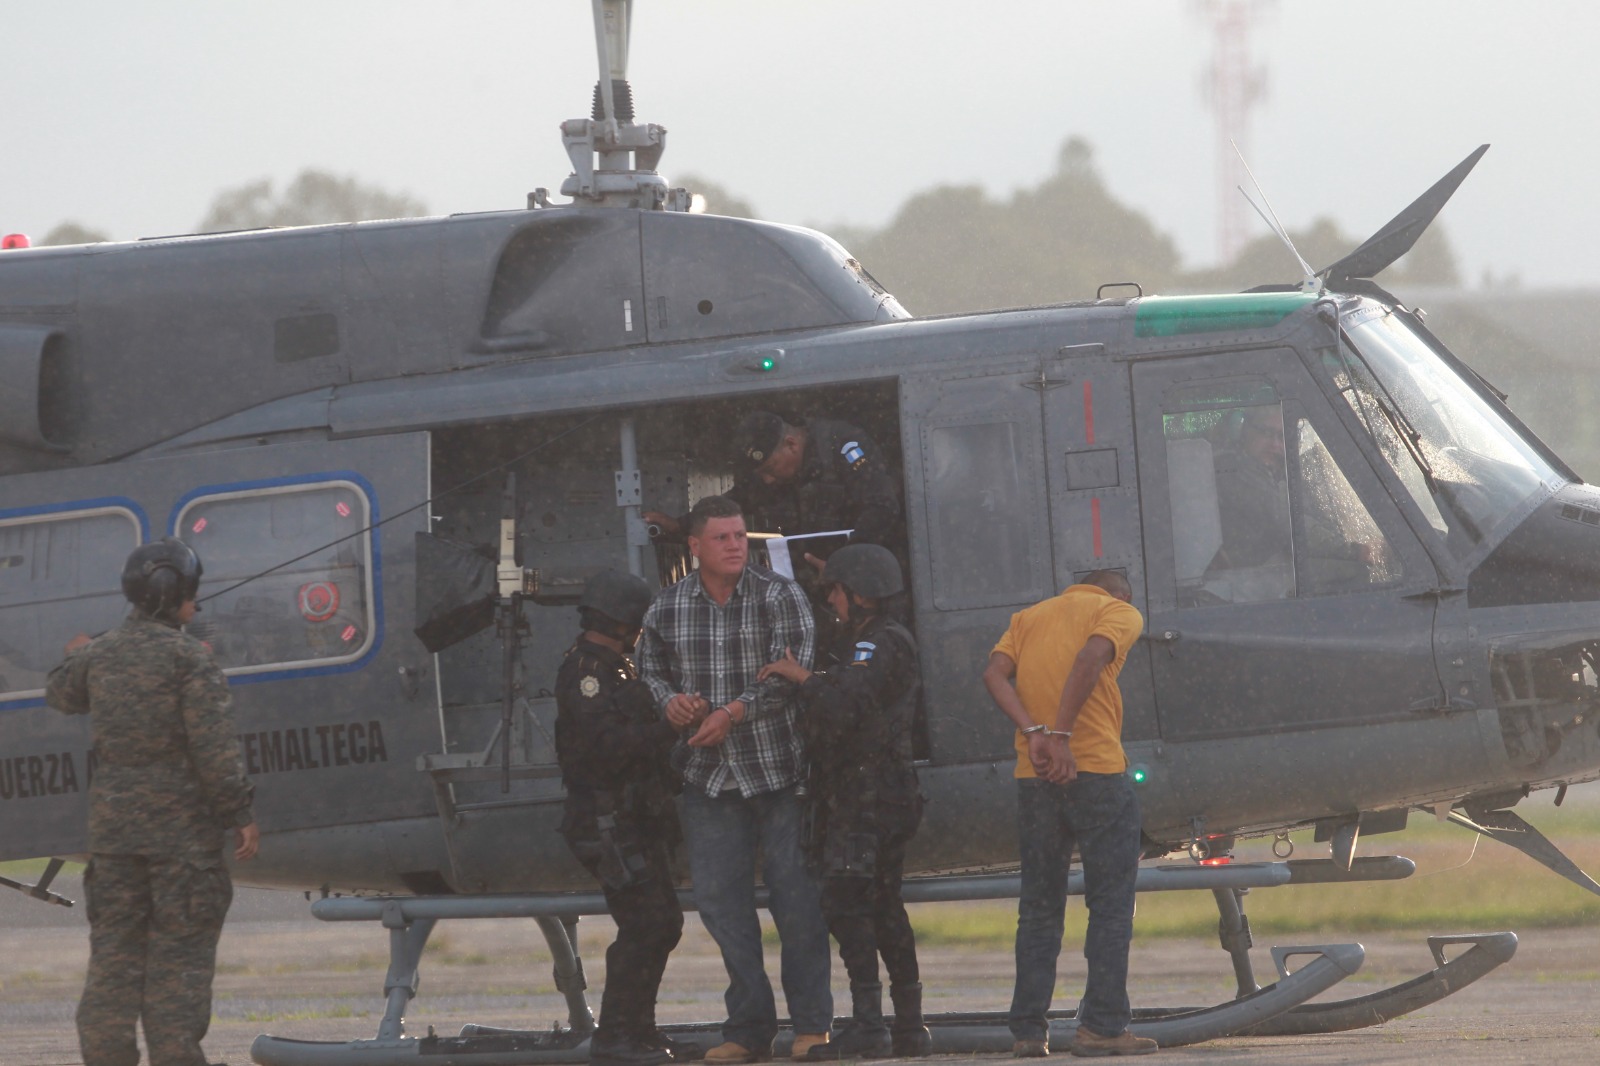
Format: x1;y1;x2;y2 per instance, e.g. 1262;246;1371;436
4;1;1595;289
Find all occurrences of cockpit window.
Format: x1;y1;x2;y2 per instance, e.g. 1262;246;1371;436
1330;308;1561;553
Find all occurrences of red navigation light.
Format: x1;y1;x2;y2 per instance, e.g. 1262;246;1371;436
1199;856;1232;867
2;234;31;250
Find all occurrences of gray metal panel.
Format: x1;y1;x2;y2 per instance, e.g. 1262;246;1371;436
640;212;880;344
340;224;451;378
0;324;68;451
0;434;435;862
471;212;646;357
69;232;350;460
0;244;80;310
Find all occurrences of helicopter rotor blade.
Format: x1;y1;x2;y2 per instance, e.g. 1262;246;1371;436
1320;144;1489;288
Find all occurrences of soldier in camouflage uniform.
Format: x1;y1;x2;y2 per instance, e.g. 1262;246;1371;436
47;537;258;1066
555;569;687;1066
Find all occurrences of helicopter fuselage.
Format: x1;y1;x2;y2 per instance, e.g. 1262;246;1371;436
3;206;1597;895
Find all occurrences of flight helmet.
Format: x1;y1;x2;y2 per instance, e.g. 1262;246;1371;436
121;537;204;619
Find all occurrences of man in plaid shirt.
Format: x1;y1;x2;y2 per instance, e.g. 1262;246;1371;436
638;495;834;1064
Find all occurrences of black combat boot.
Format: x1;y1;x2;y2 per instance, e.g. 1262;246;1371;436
807;982;891;1060
889;982;932;1057
590;1029;675;1066
639;1027;705;1062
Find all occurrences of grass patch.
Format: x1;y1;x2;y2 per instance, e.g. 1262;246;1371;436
897;825;1600;948
240;1005;370;1023
438;950;493;966
0;858;83;878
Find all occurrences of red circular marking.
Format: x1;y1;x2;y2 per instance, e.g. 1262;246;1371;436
298;581;340;623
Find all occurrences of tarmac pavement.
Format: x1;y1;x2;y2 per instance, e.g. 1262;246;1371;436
3;874;1598;1065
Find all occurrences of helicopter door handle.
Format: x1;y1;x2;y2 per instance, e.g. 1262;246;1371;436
1145;630;1181;644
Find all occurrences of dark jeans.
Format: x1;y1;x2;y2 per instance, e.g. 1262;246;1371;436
682;784;834;1048
1009;774;1142;1041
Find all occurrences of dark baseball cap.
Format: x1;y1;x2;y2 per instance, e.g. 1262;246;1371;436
733;411;786;471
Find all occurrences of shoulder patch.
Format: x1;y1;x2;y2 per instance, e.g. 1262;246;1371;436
579;675;601;698
840;440;867;470
851;640;876;664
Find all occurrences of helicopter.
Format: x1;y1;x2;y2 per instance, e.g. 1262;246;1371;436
6;1;1600;1061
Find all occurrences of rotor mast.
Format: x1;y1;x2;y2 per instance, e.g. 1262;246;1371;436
542;0;689;211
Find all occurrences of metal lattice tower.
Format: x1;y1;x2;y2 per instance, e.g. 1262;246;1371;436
1198;0;1271;266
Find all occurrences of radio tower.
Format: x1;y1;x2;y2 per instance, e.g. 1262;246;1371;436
1199;1;1271;266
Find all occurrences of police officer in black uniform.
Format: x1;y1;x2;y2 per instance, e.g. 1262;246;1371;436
757;545;930;1060
556;570;691;1066
646;411;902;554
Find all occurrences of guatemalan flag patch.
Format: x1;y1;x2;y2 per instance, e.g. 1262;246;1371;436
841;441;867;469
852;641;876;663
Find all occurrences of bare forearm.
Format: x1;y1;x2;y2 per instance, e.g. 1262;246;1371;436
1054;642;1112;732
983;666;1034;731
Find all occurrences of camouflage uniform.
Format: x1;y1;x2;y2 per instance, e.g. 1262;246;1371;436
48;609;254;1066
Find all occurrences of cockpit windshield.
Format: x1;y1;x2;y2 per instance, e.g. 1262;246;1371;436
1328;305;1562;555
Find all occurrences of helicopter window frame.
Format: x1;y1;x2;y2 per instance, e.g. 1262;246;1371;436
0;500;149;708
1154;368;1408;608
1158;383;1295;606
170;474;382;683
920;413;1048;611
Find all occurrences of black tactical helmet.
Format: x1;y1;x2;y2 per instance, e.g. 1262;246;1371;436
121;537;204;618
579;569;653;630
821;543;903;599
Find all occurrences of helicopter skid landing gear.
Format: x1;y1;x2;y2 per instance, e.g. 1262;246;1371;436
249;903;595;1066
1128;863;1519;1041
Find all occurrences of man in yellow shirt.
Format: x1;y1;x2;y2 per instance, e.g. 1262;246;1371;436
982;571;1157;1058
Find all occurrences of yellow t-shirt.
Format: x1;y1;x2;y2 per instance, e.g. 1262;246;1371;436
992;584;1144;778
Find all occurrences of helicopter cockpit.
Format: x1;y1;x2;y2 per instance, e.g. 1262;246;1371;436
1328;301;1564;561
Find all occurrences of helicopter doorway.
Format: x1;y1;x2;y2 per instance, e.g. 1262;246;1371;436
1131;347;1444;741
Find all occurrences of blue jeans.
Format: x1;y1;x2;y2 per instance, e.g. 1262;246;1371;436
1009;773;1142;1040
682;785;834;1048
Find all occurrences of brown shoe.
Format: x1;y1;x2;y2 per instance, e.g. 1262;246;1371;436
1069;1026;1157;1057
706;1042;771;1065
1012;1038;1050;1057
789;1033;830;1060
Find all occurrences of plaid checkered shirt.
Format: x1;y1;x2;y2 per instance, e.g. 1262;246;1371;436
637;564;816;797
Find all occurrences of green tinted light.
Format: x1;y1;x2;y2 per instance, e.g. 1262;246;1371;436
1134;293;1317;338
1129;764;1149;784
760;356;777;371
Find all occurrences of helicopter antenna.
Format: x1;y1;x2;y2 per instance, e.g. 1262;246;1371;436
1233;140;1318;291
535;0;690;211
